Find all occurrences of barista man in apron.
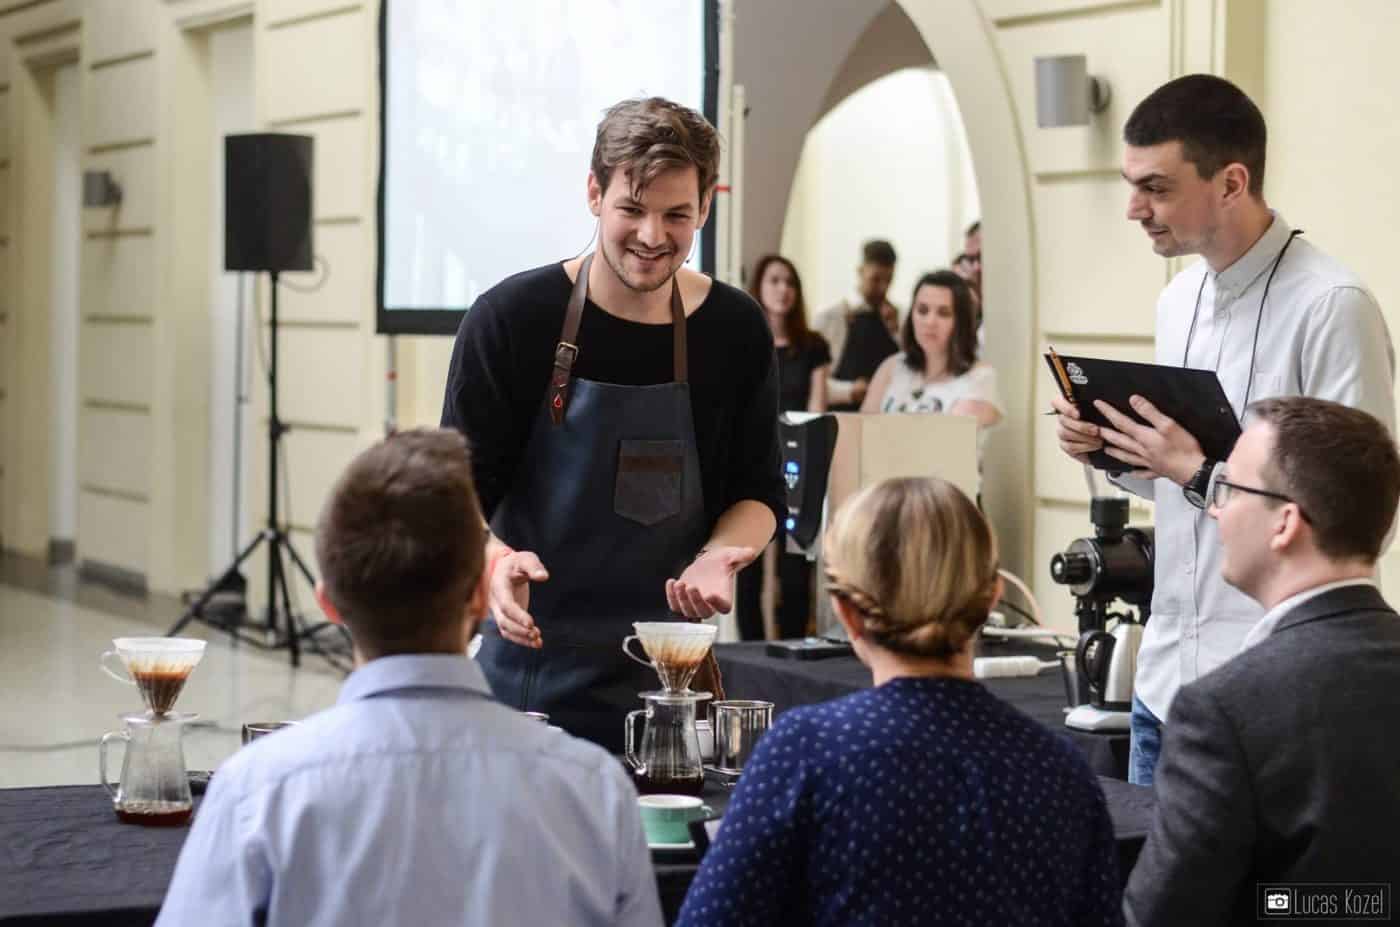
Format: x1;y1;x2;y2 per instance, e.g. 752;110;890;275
441;98;783;752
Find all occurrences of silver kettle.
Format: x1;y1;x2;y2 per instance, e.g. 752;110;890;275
1075;623;1142;711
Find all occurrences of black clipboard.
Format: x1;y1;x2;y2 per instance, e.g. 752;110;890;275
1044;353;1242;474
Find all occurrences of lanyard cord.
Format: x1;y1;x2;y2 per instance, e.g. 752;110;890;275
1181;229;1304;416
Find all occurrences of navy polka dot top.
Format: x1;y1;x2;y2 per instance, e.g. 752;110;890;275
676;676;1124;927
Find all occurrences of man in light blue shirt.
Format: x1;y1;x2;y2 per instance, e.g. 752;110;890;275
157;429;662;927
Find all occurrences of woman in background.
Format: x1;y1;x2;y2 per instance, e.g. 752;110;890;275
676;477;1123;927
862;269;1001;429
735;255;830;641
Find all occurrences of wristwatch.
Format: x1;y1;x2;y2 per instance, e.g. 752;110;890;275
1182;458;1218;509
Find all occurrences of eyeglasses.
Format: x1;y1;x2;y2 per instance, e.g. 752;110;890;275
1212;477;1308;520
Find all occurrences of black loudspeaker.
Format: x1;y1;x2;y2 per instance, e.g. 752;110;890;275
225;133;313;272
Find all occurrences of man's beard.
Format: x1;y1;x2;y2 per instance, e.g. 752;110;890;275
602;239;680;294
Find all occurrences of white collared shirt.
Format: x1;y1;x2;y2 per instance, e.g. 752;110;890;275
1112;213;1395;720
158;654;662;927
1239;578;1377;651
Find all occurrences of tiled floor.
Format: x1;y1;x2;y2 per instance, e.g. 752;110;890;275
0;561;345;788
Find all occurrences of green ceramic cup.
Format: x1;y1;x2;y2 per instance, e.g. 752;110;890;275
638;794;712;845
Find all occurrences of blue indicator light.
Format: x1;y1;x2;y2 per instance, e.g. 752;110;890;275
784;461;799;474
785;517;796;531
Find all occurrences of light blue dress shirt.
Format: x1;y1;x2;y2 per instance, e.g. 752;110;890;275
156;654;662;927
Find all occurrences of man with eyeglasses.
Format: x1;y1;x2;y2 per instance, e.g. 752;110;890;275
1125;397;1400;926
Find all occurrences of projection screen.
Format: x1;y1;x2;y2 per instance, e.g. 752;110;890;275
377;0;719;335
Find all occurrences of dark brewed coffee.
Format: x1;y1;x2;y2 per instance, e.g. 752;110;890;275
633;768;705;797
132;668;191;715
115;799;192;827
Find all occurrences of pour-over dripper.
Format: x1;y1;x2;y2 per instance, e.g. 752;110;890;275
622;622;717;693
100;637;206;716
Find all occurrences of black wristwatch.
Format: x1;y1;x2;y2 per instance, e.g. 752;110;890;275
1182;458;1218;509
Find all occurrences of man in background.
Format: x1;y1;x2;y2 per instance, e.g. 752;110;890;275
815;238;900;411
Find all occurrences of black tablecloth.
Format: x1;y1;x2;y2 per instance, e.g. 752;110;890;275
1;780;1153;926
715;639;1132;779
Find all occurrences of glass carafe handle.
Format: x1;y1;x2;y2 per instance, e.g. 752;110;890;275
99;650;135;685
624;709;646;771
99;730;129;798
621;636;652;670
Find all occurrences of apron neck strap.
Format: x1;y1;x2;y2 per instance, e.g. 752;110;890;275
549;254;688;425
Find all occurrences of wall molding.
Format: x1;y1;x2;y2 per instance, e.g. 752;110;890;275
265;3;361;31
275;419;358;435
14;17;78;46
1033;168;1123;184
0;0;57;18
1040;331;1155;346
275;319;360;330
88;138;156;155
90;50;156;72
993;0;1158;29
84;314;154;326
267;108;361;128
172;1;254;33
85;228;155;240
80;484;150;504
82;398;152;414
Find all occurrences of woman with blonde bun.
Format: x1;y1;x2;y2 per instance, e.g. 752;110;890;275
677;478;1123;927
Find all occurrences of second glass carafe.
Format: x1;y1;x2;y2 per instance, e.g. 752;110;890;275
624;691;710;796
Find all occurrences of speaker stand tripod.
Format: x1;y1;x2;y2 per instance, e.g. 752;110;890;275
168;271;348;670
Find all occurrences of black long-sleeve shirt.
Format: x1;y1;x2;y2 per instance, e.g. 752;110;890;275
441;263;784;533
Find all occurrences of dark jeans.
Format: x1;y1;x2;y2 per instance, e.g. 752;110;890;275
735;540;814;641
1129;693;1164;786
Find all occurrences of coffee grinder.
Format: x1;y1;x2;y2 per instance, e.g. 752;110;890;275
621;622;717;795
1049;497;1154;733
98;638;206;825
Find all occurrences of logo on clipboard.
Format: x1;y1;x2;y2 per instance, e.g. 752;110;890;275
1066;362;1089;386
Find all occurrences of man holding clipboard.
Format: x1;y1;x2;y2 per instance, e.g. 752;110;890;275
1052;75;1394;785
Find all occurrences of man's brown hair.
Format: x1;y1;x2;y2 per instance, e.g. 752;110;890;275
591;97;720;202
315;428;486;655
1246;397;1400;562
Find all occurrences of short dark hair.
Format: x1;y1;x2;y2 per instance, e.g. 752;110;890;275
1246;397;1400;562
591;97;720;202
1123;74;1267;196
965;220;981;239
315;429;486;655
902;270;978;378
862;239;897;267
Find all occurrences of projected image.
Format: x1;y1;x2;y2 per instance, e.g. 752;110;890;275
380;0;709;332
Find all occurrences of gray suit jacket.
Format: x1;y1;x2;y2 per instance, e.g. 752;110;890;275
1125;583;1400;926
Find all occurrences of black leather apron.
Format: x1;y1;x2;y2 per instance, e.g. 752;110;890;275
477;254;708;751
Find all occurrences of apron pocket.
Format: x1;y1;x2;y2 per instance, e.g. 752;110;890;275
615;439;684;526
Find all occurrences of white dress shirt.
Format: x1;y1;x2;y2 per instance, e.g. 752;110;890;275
156;654;662;927
1239;578;1377;651
1111;214;1395;720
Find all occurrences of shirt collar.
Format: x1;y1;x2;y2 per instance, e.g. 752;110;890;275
1212;211;1292;297
1239;576;1374;652
337;653;494;705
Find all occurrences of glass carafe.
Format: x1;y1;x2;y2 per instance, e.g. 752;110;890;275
99;711;196;826
625;691;710;796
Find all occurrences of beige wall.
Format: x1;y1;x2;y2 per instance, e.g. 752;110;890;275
4;0;1400;622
